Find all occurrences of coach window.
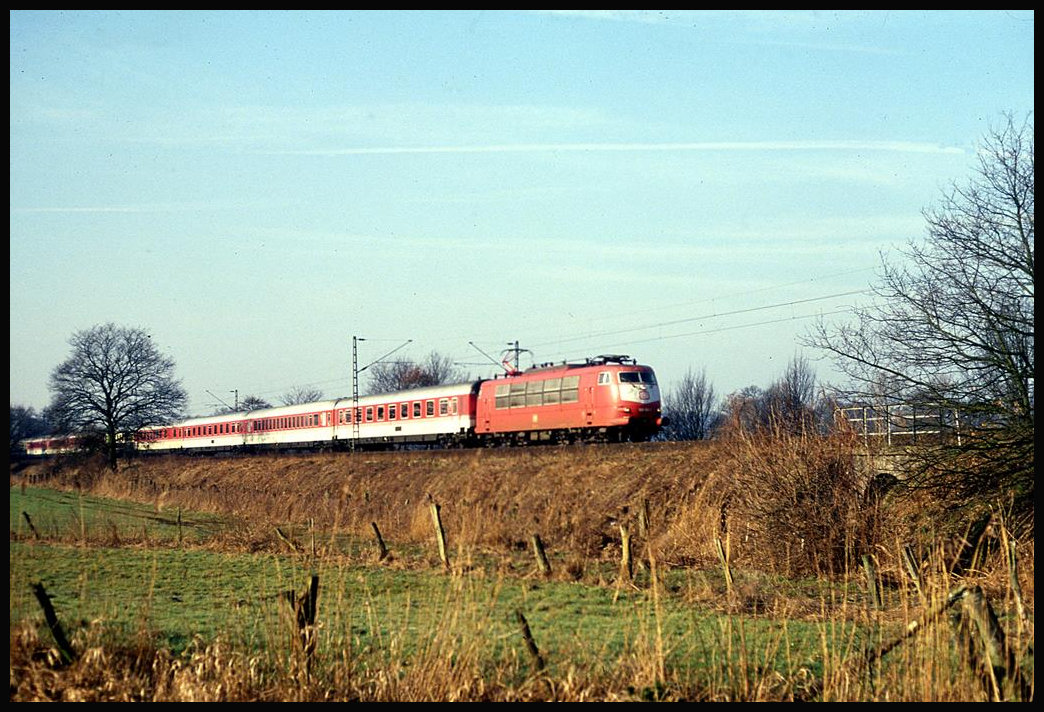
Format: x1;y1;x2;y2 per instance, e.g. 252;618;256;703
377;406;385;421
400;403;409;419
426;400;435;417
413;401;421;418
366;407;374;422
451;397;458;415
389;404;397;420
439;398;449;416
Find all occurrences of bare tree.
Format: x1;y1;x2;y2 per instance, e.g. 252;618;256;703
239;395;272;411
661;367;717;440
280;386;325;406
10;404;50;453
366;351;467;395
762;355;819;432
47;323;187;469
806;113;1034;523
717;356;827;436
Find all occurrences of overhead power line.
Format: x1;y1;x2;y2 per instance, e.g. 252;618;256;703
529;289;869;351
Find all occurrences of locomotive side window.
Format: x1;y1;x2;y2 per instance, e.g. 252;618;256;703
526;381;543;406
509;382;526;408
495;384;510;409
561;376;580;403
598;371;611;385
543;378;561;405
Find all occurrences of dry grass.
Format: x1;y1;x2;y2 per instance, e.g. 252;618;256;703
10;439;1034;701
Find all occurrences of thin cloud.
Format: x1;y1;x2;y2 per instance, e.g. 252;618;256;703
266;140;963;156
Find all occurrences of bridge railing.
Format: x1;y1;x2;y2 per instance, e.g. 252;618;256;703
838;404;963;446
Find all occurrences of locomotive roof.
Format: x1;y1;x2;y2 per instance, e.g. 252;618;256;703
489;355;650;379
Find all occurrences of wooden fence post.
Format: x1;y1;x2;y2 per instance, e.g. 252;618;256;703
31;582;76;666
862;554;881;610
21;511;40;540
430;501;449;570
1004;537;1026;623
516;609;545;672
285;574;319;682
952;585;1030;702
531;533;552;577
371;521;389;561
901;544;925;605
619;523;633;581
715;535;733;595
637;498;650;539
275;527;301;553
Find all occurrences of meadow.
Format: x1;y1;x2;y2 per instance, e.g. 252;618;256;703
9;437;1034;701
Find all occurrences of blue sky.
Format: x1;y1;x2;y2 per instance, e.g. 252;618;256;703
10;10;1034;415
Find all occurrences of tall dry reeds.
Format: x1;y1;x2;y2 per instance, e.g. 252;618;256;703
708;418;874;578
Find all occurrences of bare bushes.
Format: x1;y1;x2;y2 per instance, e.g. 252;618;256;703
712;421;873;578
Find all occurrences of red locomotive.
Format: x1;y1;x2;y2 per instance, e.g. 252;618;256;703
475;355;662;444
25;355;663;455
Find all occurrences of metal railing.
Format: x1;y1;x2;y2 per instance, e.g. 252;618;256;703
839;404;962;446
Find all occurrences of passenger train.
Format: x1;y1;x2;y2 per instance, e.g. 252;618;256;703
23;355;663;456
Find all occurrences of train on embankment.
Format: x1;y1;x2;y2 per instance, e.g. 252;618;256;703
22;355;663;456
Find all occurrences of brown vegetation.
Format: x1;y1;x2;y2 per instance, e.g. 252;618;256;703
14;436;1031;595
10;436;1034;701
